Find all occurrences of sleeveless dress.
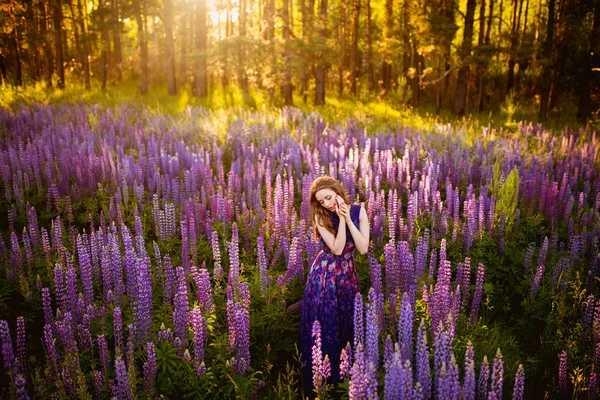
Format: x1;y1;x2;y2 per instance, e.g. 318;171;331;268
300;204;362;395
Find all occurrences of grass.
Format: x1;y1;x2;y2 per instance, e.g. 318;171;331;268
1;76;597;135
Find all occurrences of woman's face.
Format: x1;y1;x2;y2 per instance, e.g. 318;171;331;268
315;188;338;212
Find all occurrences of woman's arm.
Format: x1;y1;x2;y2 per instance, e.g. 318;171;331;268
345;206;370;255
315;216;347;256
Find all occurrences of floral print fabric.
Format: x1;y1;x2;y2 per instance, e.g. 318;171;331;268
300;204;362;395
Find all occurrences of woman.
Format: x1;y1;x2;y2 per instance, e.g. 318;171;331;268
299;176;370;397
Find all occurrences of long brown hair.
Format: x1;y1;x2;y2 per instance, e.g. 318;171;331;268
309;176;352;240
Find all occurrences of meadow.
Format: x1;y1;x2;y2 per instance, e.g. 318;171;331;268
0;92;598;399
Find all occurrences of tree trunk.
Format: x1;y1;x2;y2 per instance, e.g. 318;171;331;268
11;3;23;86
485;0;494;42
549;0;566;110
382;0;394;93
282;0;294;104
497;0;503;61
300;0;311;102
40;0;53;88
338;0;347;96
365;0;374;91
475;0;486;112
538;0;555;121
165;0;177;95
99;0;109;90
195;0;208;98
350;0;361;96
411;44;420;107
112;0;123;80
74;0;90;89
515;0;530;88
577;0;598;120
135;0;149;94
454;0;477;115
53;0;65;88
24;0;41;82
0;54;8;86
314;0;328;105
506;0;521;93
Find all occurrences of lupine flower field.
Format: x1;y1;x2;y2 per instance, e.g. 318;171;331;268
0;103;598;399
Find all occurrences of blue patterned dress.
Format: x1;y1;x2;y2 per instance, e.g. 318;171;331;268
300;204;362;395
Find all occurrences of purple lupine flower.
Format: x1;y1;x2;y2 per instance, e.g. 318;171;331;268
383;335;394;371
14;373;29;400
191;308;207;376
449;352;461;398
22;229;32;271
162;255;176;307
257;227;269;294
77;234;94;306
181;218;190;272
115;357;133;400
512;364;525;400
477;355;490;400
366;288;379;370
157;323;174;343
0;320;15;372
368;255;385;334
384;242;400;324
458;257;472;310
559;350;568;396
173;266;189;347
77;313;93;352
135;255;153;343
530;264;545;298
416;319;431;398
27;205;40;248
93;370;104;400
97;334;110;384
114;307;123;356
469;263;485;324
183;348;192;362
211;230;224;279
428;248;438;283
232;302;250;374
589;372;597;400
340;342;353;381
595;342;600;377
10;231;23;280
122;227;138;307
354;292;364;348
65;267;78;318
43;324;59;378
143;342;157;397
109;230;124;304
384;350;401;399
399;358;413;399
524;242;536;275
15;317;25;374
192;263;214;315
434;329;450;399
488;349;504;400
42;287;54;325
538;237;549;267
431;259;451;337
463;341;475;400
349;343;368;399
311;320;328;391
41;228;51;266
584;295;596;331
397;292;414;361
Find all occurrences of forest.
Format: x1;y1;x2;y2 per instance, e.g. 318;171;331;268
0;0;598;121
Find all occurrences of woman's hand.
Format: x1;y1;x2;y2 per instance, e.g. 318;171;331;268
335;196;350;222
